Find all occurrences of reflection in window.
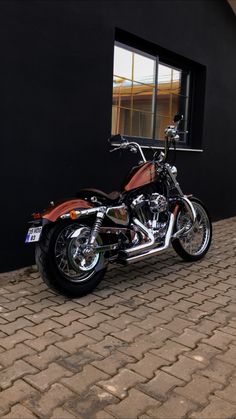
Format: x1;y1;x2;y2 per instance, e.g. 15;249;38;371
112;44;190;143
112;46;155;138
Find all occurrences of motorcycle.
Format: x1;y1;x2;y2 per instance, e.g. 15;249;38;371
25;114;212;297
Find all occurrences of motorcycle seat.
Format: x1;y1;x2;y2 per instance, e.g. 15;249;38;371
77;188;121;202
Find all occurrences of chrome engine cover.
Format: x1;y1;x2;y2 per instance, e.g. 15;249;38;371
131;192;168;241
149;193;167;213
131;194;146;209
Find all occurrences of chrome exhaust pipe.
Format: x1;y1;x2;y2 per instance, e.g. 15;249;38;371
121;218;155;257
120;213;175;265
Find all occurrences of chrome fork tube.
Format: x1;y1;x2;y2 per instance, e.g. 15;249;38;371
182;196;197;223
166;164;196;224
172;197;197;239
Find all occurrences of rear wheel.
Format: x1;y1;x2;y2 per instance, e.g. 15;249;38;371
36;220;106;297
172;197;212;261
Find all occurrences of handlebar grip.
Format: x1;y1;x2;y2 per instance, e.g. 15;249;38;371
108;134;128;146
108;134;120;145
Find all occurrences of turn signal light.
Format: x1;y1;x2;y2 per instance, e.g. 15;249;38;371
70;210;77;220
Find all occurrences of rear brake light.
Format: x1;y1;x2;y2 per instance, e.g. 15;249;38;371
32;212;41;220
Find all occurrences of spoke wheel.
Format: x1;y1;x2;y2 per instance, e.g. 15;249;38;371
54;224;100;283
172;197;212;261
35;220;106;297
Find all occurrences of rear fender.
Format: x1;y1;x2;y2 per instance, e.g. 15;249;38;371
43;199;94;222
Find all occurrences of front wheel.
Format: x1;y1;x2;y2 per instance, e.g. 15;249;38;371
172;197;212;261
35;220;106;297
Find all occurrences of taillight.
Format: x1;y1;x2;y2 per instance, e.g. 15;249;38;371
32;212;41;220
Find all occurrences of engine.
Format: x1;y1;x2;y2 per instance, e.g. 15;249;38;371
131;193;168;240
149;193;167;213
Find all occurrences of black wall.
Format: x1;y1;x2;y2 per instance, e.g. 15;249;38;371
0;0;236;271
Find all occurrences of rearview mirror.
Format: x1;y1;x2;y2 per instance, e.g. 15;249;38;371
173;114;183;123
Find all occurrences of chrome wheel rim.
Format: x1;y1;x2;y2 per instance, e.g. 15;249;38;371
177;202;211;256
54;224;100;282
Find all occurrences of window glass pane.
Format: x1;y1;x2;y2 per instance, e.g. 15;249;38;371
133;53;155;84
111;105;118;135
132;110;153;138
172;70;181;94
113;77;132;109
173;69;181;81
112;45;155;138
156;64;190;141
112;106;132;136
132;83;155;113
112;44;190;143
158;64;172;84
156;115;171;140
172;93;188;115
113;46;132;80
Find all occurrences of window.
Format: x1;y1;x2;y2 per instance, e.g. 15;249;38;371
112;43;191;145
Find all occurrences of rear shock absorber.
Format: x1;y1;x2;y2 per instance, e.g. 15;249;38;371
89;209;106;246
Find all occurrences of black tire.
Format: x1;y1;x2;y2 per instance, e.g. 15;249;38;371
35;220;106;297
172;197;212;262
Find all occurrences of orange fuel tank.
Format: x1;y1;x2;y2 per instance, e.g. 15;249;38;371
123;162;158;192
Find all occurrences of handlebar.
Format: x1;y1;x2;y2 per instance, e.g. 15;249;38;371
108;134;126;146
108;114;188;164
109;138;147;163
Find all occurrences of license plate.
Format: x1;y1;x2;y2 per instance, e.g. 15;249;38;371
25;226;43;243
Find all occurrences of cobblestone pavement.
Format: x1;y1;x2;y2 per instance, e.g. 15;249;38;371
0;217;236;418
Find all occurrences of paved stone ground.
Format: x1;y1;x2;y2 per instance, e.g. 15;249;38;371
0;217;236;418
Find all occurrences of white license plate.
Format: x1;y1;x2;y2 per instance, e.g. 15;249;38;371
25;226;43;243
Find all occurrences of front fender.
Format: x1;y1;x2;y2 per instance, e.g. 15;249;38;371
43;199;94;222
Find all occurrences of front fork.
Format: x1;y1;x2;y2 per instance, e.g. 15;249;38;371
181;196;197;223
172;196;197;239
165;164;197;235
